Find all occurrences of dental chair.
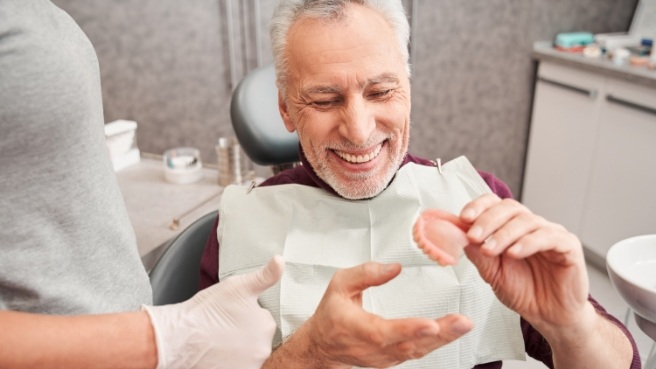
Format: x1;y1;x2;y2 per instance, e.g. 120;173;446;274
230;64;300;173
147;65;297;305
148;211;217;305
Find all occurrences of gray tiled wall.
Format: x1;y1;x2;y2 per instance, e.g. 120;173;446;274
53;0;637;196
408;0;636;196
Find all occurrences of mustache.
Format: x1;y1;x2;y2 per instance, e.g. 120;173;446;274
320;135;394;152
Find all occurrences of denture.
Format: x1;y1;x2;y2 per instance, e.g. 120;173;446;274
412;209;471;266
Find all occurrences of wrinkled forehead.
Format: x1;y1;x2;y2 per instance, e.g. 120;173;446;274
284;4;407;88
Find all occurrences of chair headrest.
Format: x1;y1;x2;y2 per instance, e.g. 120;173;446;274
230;64;299;166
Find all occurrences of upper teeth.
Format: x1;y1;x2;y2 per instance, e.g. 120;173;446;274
335;145;382;163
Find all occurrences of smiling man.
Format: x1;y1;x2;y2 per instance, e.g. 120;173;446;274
199;1;639;368
278;4;410;200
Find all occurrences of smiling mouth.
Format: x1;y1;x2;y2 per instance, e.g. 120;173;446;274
333;143;383;164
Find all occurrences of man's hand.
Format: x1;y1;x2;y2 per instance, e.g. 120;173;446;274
278;262;473;369
144;255;285;369
458;194;635;368
459;194;590;334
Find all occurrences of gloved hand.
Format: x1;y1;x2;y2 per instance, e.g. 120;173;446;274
143;255;285;369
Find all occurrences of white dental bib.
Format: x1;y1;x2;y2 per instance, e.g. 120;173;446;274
218;156;525;368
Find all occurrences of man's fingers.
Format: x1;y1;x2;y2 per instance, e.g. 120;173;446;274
466;198;527;244
505;227;581;262
477;213;543;257
239;255;285;296
334;262;402;296
391;315;474;359
460;193;502;223
370;314;472;347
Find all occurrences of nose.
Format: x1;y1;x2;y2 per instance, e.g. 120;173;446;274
338;97;375;146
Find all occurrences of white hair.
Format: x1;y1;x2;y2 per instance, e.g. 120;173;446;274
270;0;411;99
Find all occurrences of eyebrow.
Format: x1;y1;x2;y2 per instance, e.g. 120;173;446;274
363;73;400;87
301;85;343;95
300;73;401;96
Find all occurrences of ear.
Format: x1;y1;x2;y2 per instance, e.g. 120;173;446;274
278;91;296;133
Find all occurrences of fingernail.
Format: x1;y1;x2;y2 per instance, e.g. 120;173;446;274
468;225;483;239
461;208;476;220
510;243;522;255
451;320;472;335
483;236;497;251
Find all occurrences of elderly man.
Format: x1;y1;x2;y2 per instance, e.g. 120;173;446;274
200;0;640;368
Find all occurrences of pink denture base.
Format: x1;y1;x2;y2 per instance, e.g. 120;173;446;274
413;209;471;266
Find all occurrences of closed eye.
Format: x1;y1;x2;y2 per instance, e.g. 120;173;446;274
312;99;340;108
369;89;393;99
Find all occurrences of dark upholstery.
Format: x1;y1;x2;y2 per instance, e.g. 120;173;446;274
148;211;218;305
230;64;299;166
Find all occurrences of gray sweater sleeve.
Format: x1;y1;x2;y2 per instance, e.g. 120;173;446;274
0;0;151;314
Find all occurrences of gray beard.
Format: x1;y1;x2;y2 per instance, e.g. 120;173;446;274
315;151;405;200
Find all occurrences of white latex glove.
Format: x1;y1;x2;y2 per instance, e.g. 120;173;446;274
143;255;285;369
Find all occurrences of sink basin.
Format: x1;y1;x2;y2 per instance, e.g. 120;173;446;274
607;234;656;335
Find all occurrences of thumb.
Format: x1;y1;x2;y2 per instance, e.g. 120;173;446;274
338;262;402;297
463;244;496;284
238;255;285;296
463;243;484;267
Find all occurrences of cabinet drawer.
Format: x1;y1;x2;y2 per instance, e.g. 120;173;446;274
537;62;605;97
605;78;656;117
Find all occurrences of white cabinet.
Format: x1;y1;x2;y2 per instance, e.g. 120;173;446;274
523;62;656;265
523;63;605;234
579;79;656;259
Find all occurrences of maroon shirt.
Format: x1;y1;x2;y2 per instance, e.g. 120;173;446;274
199;151;641;369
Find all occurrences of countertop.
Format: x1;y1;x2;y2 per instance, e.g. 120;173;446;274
532;41;656;89
116;156;223;263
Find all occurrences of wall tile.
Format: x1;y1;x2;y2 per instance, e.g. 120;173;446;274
53;0;235;164
409;0;637;196
410;0;535;195
53;0;639;193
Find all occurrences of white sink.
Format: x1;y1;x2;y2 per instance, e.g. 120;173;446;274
607;234;656;340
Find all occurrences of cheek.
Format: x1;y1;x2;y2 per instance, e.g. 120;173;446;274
298;111;338;139
293;109;315;138
377;103;409;133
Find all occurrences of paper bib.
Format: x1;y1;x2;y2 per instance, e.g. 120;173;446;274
218;156;525;368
